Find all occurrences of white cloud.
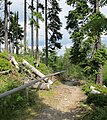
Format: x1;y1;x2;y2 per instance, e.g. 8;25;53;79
100;6;107;17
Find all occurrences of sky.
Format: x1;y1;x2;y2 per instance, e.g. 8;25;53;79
0;0;107;55
9;0;72;55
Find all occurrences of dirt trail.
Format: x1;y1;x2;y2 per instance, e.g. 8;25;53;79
35;84;86;120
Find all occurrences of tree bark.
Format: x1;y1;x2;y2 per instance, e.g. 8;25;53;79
0;42;1;52
95;0;102;85
22;59;53;84
24;0;27;54
36;0;39;66
16;11;19;54
31;0;34;57
4;0;8;52
45;0;48;66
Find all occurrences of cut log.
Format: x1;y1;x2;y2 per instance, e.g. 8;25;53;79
24;79;50;90
32;82;50;90
8;55;19;69
22;59;53;84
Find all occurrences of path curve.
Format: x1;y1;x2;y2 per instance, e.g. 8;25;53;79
35;84;86;120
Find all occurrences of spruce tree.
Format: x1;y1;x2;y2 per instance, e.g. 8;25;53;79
66;0;107;84
48;0;62;51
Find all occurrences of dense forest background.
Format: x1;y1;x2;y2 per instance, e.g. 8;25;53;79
0;0;107;83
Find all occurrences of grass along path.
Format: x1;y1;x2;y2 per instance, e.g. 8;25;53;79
13;81;86;120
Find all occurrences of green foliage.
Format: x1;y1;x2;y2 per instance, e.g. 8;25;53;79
81;47;107;79
84;107;107;120
37;63;52;75
82;83;107;95
40;48;59;72
66;0;107;80
0;53;50;120
9;13;24;47
55;56;64;71
48;50;58;71
21;54;35;65
29;10;44;28
48;0;62;51
0;76;26;120
0;51;11;71
86;13;107;35
40;47;85;78
103;61;107;86
0;51;9;59
33;12;44;22
62;48;85;79
87;93;107;107
0;92;26;120
82;81;107;119
0;58;11;71
14;54;23;63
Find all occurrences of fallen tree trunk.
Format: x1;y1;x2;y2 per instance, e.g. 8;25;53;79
8;55;19;69
23;59;53;84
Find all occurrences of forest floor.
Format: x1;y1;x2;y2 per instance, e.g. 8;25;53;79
23;80;87;120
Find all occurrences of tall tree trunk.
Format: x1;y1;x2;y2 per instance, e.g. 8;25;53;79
12;38;14;54
24;0;27;54
31;0;34;57
8;3;11;53
0;42;1;52
45;0;48;66
8;1;12;53
16;11;19;54
95;0;102;85
36;0;39;66
4;0;8;52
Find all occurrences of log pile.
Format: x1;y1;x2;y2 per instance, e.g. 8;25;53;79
9;56;53;90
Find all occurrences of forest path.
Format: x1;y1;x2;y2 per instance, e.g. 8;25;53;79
33;83;86;120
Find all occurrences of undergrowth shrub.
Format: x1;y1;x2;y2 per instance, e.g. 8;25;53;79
0;73;41;120
87;93;107;107
0;51;12;71
0;51;8;59
21;54;35;65
37;63;53;75
82;83;107;95
0;76;26;120
84;107;107;120
0;58;11;71
103;61;107;86
0;91;26;120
